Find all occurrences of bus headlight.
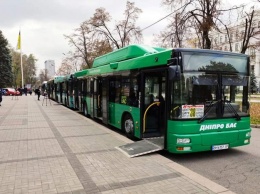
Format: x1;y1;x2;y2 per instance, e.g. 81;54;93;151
177;138;191;144
246;132;251;137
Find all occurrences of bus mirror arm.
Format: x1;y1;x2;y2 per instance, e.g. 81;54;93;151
169;65;181;81
168;57;178;65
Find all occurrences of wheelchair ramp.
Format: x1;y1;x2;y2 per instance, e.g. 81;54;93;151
116;137;164;158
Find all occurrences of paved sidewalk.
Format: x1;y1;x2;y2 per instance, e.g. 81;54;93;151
0;95;236;194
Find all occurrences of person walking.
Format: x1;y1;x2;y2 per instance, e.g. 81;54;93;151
24;87;28;96
35;87;41;100
38;87;41;100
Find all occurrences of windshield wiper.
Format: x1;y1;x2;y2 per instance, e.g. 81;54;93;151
224;99;241;121
198;100;219;123
198;99;241;123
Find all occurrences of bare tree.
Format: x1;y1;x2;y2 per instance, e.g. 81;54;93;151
88;1;143;49
39;69;50;83
160;0;243;49
56;59;74;76
214;7;260;54
240;8;260;54
154;13;186;48
64;23;93;69
64;1;142;69
56;53;85;75
160;0;219;49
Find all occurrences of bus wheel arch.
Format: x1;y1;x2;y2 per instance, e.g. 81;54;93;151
122;112;134;139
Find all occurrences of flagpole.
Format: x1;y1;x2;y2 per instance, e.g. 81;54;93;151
18;30;24;88
21;48;24;88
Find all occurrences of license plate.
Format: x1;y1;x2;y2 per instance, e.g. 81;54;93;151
212;144;229;151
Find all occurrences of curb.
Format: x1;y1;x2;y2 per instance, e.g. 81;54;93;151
251;124;260;128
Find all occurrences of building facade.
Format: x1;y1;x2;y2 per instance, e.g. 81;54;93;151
44;60;55;78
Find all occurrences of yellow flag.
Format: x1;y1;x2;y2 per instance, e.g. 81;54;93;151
17;31;21;50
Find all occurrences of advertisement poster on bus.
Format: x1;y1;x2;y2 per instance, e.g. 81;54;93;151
181;105;204;118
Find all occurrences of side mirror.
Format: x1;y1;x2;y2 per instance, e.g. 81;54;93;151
167;57;178;66
169;65;181;81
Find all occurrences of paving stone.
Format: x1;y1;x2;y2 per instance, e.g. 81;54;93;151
0;96;235;194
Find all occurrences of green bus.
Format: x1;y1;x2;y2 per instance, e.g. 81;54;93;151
49;44;251;154
49;76;65;103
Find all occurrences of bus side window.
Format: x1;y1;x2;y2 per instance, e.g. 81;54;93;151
109;81;116;102
149;94;154;104
145;93;154;106
128;90;138;107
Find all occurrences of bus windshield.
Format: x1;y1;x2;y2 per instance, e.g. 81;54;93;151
170;52;250;120
182;52;248;74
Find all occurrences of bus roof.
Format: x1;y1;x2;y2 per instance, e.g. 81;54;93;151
74;69;88;78
73;45;249;78
92;44;166;68
54;76;65;83
173;48;248;57
87;48;172;76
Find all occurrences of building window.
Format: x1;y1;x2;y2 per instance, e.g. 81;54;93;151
236;30;239;41
225;35;228;42
214;37;218;45
250;47;255;56
235;43;239;51
220;36;222;43
240;31;244;39
258;21;260;28
230;33;233;41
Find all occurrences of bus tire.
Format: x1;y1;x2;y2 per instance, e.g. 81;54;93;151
123;114;134;139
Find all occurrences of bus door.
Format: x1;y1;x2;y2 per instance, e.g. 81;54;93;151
116;70;167;158
59;83;63;103
141;70;166;138
78;79;85;112
101;77;109;124
93;77;102;119
54;83;58;101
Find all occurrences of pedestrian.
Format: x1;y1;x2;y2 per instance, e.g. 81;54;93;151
0;88;3;106
35;86;41;100
24;87;28;96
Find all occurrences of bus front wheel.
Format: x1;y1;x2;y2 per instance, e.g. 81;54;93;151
123;114;134;139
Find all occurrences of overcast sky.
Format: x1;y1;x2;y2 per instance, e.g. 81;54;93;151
0;0;256;75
